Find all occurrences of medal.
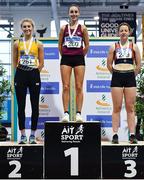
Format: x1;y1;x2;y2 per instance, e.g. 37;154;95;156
23;37;33;55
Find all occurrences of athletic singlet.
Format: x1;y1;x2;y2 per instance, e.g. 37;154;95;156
17;38;39;68
114;41;135;65
62;24;83;56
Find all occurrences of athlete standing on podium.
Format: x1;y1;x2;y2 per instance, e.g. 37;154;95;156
58;4;89;122
107;22;141;144
13;18;44;144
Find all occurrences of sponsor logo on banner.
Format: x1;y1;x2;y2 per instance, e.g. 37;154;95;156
100;22;119;36
39;95;49;109
39;95;50;117
99;12;136;39
87;45;109;58
87;115;112;127
95;94;112;114
122;146;138;160
91;93;112;115
61;124;84;143
40;82;59;94
40;68;50;82
96;58;111;79
87;80;111;92
7;147;23;160
96;94;110;107
44;47;59;59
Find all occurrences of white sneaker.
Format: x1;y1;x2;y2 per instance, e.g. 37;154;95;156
76;113;83;122
61;113;69;122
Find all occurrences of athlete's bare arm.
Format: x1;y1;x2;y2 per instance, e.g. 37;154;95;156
58;25;65;56
82;25;89;55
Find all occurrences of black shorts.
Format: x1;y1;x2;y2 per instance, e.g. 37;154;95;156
60;55;85;67
111;70;136;87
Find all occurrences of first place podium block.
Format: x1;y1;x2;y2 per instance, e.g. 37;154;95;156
44;121;101;179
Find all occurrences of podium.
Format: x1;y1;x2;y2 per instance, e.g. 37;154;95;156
44;121;101;179
0;143;43;179
102;143;144;179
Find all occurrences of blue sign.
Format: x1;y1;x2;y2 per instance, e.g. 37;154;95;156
40;82;59;94
87;115;112;127
44;47;59;59
87;45;109;58
87;80;111;92
25;117;59;129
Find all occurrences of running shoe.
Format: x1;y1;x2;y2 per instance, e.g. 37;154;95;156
29;135;37;144
19;135;27;144
76;113;83;122
112;134;119;144
129;134;138;144
61;113;69;122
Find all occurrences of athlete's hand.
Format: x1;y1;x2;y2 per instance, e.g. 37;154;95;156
134;68;141;76
38;65;44;72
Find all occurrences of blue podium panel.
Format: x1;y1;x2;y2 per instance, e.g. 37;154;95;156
44;122;101;179
102;143;144;179
0;143;43;179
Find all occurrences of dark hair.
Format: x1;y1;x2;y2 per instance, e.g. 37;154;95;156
118;22;131;32
68;4;80;12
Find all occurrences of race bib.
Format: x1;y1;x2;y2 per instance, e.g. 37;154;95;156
19;55;36;67
64;36;82;48
116;48;132;59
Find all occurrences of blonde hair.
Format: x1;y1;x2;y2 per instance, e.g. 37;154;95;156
20;18;35;29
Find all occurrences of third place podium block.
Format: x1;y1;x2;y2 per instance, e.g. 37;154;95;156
102;143;144;179
44;121;101;179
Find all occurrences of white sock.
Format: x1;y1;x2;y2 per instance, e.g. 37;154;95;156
113;132;118;136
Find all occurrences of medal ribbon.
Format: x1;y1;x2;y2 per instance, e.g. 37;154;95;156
68;23;79;39
119;40;129;57
23;37;33;55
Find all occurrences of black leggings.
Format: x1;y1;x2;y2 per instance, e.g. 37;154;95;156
14;68;41;131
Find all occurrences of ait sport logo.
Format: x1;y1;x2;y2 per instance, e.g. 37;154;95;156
96;94;110;107
7;147;23;160
96;59;109;72
122;146;138;159
61;124;84;143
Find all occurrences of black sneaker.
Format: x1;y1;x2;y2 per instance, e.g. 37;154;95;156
129;135;138;144
112;134;119;144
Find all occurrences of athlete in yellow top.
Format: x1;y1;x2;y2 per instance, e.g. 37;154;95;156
13;18;44;144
